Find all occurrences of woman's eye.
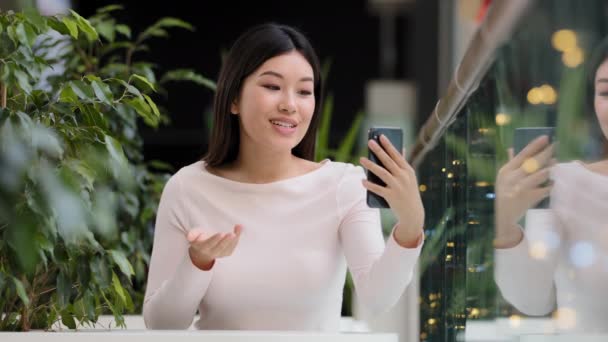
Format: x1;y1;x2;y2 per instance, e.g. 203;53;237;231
299;90;313;96
599;92;608;97
263;84;280;91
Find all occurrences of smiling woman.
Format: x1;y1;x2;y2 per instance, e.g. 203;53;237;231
142;23;426;331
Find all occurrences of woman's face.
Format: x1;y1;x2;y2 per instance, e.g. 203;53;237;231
594;58;608;140
231;50;315;155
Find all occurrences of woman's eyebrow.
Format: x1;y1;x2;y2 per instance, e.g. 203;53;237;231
596;78;608;83
259;70;313;82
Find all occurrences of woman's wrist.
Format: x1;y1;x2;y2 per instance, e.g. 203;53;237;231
494;222;524;249
189;247;215;271
393;222;424;248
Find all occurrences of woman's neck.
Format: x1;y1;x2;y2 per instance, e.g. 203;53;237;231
587;159;608;176
230;151;299;184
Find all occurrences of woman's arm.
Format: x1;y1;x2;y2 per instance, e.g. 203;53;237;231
494;209;561;315
337;165;423;318
143;175;214;329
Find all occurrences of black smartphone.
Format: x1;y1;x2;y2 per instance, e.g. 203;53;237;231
513;127;555;156
366;127;403;208
513;127;555;209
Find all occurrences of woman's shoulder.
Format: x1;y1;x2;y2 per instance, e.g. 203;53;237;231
552;160;608;179
163;160;206;189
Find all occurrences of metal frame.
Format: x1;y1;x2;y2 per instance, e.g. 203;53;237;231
408;0;536;168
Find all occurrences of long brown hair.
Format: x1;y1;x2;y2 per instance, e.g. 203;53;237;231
203;23;324;167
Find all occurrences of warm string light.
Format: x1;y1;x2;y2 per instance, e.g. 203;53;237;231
495;113;511;126
552;29;584;68
527;84;558;105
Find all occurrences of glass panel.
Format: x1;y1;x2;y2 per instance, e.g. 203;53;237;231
418;0;608;341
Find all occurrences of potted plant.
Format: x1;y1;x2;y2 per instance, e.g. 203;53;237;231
0;5;212;331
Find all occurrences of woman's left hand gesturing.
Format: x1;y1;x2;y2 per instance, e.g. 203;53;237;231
359;134;425;247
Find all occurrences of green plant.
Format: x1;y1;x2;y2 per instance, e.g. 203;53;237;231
0;6;210;331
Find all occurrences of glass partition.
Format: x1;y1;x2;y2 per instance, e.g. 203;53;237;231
418;1;608;341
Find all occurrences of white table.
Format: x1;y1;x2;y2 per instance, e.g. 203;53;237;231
0;331;397;342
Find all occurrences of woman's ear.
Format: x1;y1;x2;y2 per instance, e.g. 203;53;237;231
230;100;239;115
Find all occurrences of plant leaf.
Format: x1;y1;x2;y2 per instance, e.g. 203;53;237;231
56;271;71;308
131;74;155;92
13;69;33;94
126;97;157;126
104;135;128;167
23;8;48;32
61;309;76;329
70;80;95;100
109;249;134;277
61;17;79;39
96;4;124;14
95;19;115;43
117;79;142;98
91;80;114;105
111;272;127;305
15;22;34;48
335;111;364;162
143;94;160;117
115;24;131;38
90;256;111;289
12;277;30;307
154;17;194;31
315;94;333;161
160;69;216;91
69;9;99;42
59;85;79;103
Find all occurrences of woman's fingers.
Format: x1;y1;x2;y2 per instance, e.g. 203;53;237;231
368;138;400;175
360;157;395;186
189;224;244;258
509;135;551;170
233;224;243;236
219;234;241;257
520;167;552;189
210;233;235;256
379;135;409;170
187;229;204;243
194;232;224;250
529;185;553;206
362;179;389;198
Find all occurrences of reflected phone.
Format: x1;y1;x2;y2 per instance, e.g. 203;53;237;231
366;127;403;208
513;127;555;209
513;127;555;156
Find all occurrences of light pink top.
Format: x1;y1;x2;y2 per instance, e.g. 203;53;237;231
495;162;608;332
143;160;423;331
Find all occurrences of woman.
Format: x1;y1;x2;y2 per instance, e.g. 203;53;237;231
493;39;608;332
143;23;425;331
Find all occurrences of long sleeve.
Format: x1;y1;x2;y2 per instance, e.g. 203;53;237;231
494;209;562;315
337;165;423;318
143;174;214;329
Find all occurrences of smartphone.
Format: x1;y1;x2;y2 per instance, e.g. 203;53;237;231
513;127;555;209
366;127;403;208
513;127;555;156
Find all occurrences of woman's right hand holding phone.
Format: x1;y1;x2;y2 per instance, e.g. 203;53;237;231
187;225;243;270
494;135;556;248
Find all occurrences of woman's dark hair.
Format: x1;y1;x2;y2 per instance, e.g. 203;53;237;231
586;36;608;157
203;23;324;167
586;37;608;110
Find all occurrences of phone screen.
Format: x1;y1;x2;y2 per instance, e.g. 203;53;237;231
367;127;403;208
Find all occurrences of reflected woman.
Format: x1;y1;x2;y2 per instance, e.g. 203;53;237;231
493;39;608;332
